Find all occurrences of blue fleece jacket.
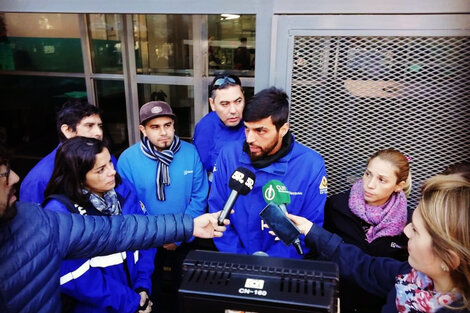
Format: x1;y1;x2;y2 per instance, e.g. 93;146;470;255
43;179;156;313
117;140;208;218
193;111;245;174
208;136;327;258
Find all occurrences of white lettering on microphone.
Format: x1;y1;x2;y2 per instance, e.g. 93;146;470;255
232;171;245;183
245;177;255;189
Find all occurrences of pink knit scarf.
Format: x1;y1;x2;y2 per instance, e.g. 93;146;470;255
348;179;407;243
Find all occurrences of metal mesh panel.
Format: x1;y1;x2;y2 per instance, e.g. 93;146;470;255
289;36;470;208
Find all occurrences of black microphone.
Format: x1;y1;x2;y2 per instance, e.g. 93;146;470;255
217;167;256;226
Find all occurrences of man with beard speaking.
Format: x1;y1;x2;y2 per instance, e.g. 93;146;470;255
208;87;328;259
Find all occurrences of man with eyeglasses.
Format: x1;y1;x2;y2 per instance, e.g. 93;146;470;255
0;144;229;313
208;87;328;259
20;99;108;204
193;74;246;182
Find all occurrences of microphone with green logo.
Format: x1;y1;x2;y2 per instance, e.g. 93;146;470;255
262;180;304;255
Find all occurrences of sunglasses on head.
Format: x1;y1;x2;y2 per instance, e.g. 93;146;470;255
212;76;240;89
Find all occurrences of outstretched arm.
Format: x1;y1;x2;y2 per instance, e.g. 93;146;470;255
193;211;229;238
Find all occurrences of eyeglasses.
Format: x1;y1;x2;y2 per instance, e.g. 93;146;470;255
212;76;239;90
0;167;10;185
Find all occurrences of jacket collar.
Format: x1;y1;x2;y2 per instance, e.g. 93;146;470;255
238;138;295;176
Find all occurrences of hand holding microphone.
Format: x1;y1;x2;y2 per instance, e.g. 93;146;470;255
217;167;256;226
261;180;304;255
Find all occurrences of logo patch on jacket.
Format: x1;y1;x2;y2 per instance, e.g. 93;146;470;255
140;201;148;214
319;176;328;194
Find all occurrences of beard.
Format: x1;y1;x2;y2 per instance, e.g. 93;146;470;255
0;183;18;222
247;137;280;162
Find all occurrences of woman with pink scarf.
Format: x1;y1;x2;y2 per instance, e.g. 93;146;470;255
323;148;411;313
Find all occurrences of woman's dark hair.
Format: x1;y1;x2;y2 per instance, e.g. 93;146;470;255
44;136;121;206
243;87;289;130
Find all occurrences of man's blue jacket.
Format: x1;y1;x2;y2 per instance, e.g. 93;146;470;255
0;201;193;313
20;145;117;204
193;111;245;174
117;140;207;218
208;136;327;258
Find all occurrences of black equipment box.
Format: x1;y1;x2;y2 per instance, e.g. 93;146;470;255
178;250;339;313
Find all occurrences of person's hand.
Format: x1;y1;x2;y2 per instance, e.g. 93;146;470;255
193;211;230;238
264;224;281;241
163;243;177;251
137;291;152;313
286;213;313;235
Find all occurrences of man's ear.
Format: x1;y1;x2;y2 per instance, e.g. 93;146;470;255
209;97;215;112
279;122;289;137
60;124;75;139
139;124;146;137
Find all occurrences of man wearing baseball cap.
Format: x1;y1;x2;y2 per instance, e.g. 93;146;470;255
117;101;208;312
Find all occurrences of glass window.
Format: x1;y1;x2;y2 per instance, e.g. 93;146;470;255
0;75;86;178
88;14;123;74
95;80;128;156
137;84;194;139
0;13;83;72
208;14;256;77
134;15;193;76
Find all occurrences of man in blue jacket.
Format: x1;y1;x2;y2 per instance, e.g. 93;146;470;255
193;74;246;182
208;87;328;259
0;145;228;313
117;100;208;311
19;99;106;204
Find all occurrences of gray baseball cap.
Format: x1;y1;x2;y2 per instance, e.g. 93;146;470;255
139;101;175;125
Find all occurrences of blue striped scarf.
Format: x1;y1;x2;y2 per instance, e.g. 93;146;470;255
140;135;181;201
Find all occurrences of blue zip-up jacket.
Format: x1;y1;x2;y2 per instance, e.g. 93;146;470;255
19;146;57;204
305;224;468;313
43;179;156;313
0;201;193;313
193;111;245;174
20;145;118;204
117;140;208;218
208;136;327;258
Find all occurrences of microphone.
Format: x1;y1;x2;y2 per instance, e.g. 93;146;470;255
217;167;256;226
262;180;303;255
262;179;291;213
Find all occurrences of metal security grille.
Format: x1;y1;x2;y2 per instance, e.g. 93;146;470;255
289;36;470;208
